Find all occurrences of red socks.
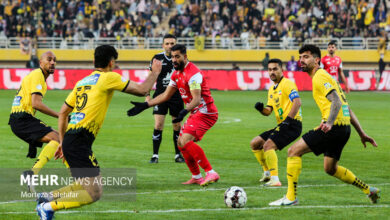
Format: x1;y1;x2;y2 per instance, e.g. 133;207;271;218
181;141;212;173
179;145;200;175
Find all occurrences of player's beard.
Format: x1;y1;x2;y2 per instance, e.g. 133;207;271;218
301;62;311;73
48;66;55;74
173;61;184;71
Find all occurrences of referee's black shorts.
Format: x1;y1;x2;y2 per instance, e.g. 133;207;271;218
302;125;351;161
62;129;100;178
152;98;184;117
260;119;302;150
9;112;53;158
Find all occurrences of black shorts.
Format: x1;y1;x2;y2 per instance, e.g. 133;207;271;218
302;125;351;161
62;129;100;178
9;112;53;158
260;119;302;150
152;99;184;117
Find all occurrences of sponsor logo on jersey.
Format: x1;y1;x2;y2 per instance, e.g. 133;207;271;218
77;74;100;87
12;96;22;106
69;112;86;124
36;84;42;90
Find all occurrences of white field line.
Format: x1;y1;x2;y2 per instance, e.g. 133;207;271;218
1;204;390;215
1;182;389;205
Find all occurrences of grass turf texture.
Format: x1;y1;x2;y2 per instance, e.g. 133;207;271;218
0;90;389;219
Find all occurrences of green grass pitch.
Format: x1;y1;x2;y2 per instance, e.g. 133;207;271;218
0;89;389;219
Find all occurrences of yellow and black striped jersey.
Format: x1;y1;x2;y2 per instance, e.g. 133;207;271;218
11;68;47;116
266;77;302;124
312;69;350;126
65;71;129;136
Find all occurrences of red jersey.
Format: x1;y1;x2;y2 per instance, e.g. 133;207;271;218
321;55;343;80
169;62;217;114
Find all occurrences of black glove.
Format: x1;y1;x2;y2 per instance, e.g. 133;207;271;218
280;116;293;126
127;101;149;116
254;102;264;112
172;109;189;123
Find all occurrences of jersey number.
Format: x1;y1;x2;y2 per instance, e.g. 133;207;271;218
76;86;91;111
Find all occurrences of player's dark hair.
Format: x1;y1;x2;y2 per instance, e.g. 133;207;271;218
94;45;118;68
328;40;337;47
268;58;283;69
299;44;321;59
171;44;186;55
163;34;176;41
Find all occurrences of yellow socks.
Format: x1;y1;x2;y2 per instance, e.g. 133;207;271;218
252;149;269;172
264;150;278;177
286;157;302;201
333;165;370;194
32;140;59;174
50;189;93;210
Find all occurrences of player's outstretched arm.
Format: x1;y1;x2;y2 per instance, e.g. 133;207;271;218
127;86;177;116
124;59;162;96
349;107;378;148
31;93;59;118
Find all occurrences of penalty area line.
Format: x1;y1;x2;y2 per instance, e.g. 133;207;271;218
1;204;389;215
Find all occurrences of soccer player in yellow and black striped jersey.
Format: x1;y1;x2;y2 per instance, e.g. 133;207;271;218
8;51;67;192
251;58;302;187
269;45;379;206
36;45;162;219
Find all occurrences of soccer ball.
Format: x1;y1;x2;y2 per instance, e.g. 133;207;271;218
224;186;247;208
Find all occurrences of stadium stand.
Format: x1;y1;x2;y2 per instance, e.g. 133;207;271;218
0;0;388;50
0;0;176;39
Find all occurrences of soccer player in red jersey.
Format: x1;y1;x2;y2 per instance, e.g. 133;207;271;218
127;44;220;186
321;41;350;93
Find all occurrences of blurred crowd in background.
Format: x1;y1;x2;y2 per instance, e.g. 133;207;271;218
0;0;388;42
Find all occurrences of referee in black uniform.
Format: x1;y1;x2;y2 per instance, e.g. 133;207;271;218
146;34;185;163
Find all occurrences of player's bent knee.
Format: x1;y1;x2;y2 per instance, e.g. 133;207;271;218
154;124;164;130
324;166;337;176
250;137;263;150
287;147;297;157
87;184;103;202
263;142;277;152
40;131;60;143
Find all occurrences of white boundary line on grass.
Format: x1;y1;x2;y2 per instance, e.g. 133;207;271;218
1;182;389;205
1;204;389;215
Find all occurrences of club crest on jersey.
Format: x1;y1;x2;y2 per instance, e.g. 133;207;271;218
179;88;186;95
77;74;101;87
324;82;332;89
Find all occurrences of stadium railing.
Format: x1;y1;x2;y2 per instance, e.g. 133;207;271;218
0;37;383;50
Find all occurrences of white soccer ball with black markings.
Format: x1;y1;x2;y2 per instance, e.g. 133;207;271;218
224;186;247;208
